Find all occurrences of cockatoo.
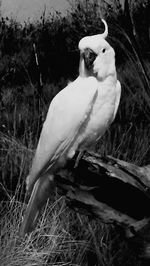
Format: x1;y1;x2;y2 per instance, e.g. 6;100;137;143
19;19;121;236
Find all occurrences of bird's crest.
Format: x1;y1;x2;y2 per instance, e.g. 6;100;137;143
78;19;108;51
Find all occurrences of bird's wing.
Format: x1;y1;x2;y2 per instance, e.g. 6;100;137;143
27;76;98;194
20;77;98;237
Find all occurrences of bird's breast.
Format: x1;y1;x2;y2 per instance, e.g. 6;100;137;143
79;84;117;147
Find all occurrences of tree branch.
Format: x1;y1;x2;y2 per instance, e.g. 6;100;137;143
55;151;150;240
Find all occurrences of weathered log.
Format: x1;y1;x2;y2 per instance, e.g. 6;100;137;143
55;151;150;248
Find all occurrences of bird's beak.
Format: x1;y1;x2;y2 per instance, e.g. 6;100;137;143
83;48;97;70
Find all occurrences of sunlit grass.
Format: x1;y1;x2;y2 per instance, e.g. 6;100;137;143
0;194;120;266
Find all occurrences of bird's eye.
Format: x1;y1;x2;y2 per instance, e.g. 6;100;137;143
102;48;106;53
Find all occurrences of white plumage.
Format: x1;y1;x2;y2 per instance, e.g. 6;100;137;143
19;19;121;236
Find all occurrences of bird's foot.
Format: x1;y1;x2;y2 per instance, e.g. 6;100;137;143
74;150;85;168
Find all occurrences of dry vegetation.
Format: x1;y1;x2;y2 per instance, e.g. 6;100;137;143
0;0;150;265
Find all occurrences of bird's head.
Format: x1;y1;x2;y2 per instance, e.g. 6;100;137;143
78;19;116;81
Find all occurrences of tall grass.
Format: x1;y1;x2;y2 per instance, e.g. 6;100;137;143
0;80;149;265
0;193;141;266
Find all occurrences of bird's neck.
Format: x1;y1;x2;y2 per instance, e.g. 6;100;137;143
98;73;118;89
100;70;117;81
79;58;117;86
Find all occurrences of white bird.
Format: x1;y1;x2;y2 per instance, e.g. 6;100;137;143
19;19;121;236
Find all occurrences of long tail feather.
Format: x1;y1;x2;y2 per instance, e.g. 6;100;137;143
19;174;55;237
